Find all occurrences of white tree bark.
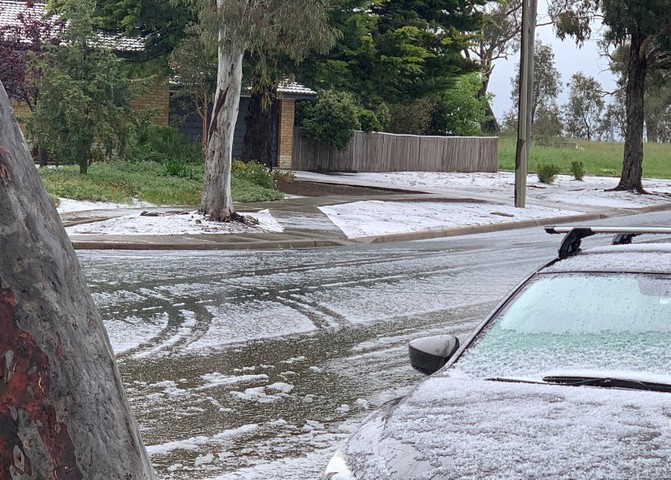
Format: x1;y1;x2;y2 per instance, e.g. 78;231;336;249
200;19;245;222
0;83;155;478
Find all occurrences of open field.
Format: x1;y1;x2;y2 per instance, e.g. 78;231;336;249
498;134;671;179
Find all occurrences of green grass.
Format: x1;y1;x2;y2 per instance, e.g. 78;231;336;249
38;161;284;205
498;134;671;179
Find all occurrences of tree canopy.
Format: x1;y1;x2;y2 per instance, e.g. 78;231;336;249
563;72;605;141
30;0;139;173
298;0;486;106
510;40;562;124
550;0;671;191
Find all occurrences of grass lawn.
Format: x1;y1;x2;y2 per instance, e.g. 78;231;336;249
38;161;284;206
498;134;671;179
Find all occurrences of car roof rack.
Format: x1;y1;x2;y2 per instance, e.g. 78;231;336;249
544;225;671;259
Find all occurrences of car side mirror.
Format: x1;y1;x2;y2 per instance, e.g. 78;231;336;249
409;335;460;375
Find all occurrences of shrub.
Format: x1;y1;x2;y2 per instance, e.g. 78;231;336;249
232;159;247;173
234;160;274;189
570;160;585;181
537;163;561;184
300;90;361;150
128;124;201;165
164;157;189;177
272;169;295;184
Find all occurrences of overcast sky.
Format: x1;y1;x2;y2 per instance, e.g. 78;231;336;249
487;1;617;121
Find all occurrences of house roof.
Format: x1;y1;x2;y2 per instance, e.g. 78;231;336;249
277;81;317;98
0;0;144;51
0;0;26;26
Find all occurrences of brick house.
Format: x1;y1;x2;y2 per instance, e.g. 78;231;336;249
1;1;316;169
171;82;316;169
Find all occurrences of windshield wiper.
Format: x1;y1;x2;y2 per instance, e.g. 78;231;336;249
542;375;671;393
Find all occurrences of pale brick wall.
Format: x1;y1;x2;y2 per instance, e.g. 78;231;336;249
9;98;31;122
9;80;170;127
278;98;295;169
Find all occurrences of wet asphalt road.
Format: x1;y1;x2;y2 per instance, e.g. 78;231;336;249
76;211;671;479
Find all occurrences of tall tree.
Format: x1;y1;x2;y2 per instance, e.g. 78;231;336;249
29;0;138;173
609;44;671;143
510;40;562;124
563;72;605;141
186;0;334;222
550;0;671;192
644;70;671;142
0;81;155;479
298;0;485;106
468;0;523;133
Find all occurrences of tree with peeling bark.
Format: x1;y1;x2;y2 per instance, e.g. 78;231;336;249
0;82;155;478
550;0;671;192
186;0;334;222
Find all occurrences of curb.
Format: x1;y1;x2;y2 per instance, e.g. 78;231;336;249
71;238;352;251
68;203;671;251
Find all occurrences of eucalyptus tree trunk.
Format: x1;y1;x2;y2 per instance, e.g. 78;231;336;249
0;83;156;479
200;24;245;222
615;31;647;193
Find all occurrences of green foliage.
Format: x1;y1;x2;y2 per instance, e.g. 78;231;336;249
272;169;295;184
169;22;216;151
300;90;361;150
231;177;284;203
37;161;283;205
510;41;562;123
92;0;196;64
129;124;201;165
537;163;561;184
532;105;564;145
232;161;275;190
427;73;489;136
299;91;390;148
570;160;585;180
28;0;139;174
388;99;433;134
563;72;605;141
297;0;485;106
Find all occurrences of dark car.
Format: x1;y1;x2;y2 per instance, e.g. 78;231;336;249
323;226;671;480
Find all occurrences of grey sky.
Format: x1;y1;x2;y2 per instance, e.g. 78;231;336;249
487;2;617;121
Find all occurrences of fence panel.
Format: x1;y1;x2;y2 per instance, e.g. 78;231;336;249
293;130;497;173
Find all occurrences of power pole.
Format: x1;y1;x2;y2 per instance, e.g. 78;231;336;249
514;0;538;208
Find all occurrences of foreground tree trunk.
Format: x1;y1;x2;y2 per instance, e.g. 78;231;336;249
200;29;244;222
615;31;647;192
0;83;155;478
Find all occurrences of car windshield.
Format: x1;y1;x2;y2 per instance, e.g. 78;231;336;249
450;272;671;381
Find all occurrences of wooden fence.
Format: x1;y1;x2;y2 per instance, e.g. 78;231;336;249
292;130;498;173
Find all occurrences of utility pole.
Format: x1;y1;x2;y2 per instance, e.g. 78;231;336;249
514;0;538;208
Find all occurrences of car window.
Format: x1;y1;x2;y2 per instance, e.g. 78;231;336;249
449;273;671;380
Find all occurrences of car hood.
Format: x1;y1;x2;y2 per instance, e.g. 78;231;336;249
341;376;671;479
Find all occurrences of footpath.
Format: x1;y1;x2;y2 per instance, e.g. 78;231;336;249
60;171;671;250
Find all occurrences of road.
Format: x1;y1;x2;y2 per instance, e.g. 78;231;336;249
77;212;670;479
